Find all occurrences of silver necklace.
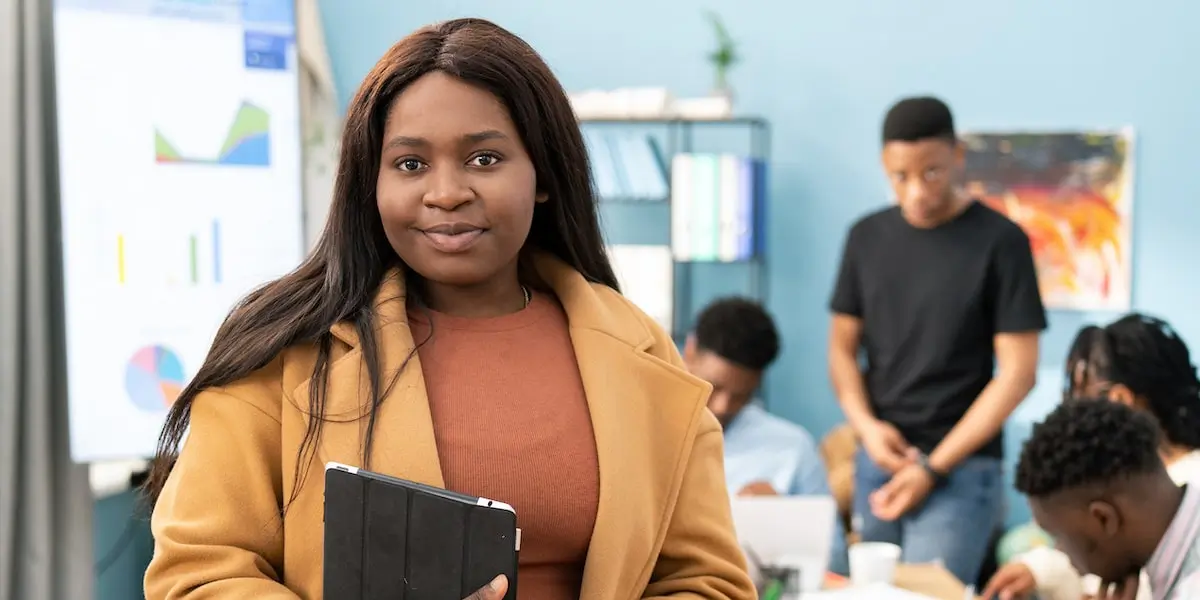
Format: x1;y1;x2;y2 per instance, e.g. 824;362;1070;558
521;285;531;308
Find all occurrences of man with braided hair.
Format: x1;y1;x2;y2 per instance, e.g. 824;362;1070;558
1003;400;1200;600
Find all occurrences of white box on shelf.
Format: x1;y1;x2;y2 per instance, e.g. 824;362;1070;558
606;244;674;332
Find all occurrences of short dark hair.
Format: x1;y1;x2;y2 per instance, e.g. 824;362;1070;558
693;297;780;371
882;96;956;144
1067;314;1200;450
1015;399;1162;498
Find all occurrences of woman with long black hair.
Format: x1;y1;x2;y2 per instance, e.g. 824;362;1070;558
142;18;754;600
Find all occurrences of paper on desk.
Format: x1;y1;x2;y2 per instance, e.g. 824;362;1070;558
803;583;939;599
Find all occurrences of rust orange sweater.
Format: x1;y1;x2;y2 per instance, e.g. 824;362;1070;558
409;291;599;600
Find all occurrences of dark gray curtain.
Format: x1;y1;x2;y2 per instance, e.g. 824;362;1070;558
0;0;96;597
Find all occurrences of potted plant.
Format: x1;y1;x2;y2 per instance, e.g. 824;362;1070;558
706;11;738;101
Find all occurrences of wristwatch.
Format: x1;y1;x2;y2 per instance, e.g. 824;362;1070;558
915;452;949;488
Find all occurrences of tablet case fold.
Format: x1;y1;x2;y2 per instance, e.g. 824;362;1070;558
323;467;519;600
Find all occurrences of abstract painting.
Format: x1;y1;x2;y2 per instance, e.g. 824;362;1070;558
961;130;1135;311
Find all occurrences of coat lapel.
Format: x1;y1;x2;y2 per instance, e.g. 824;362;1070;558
294;255;711;600
297;270;446;488
540;258;712;600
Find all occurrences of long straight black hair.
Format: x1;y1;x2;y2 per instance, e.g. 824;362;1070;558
144;18;619;506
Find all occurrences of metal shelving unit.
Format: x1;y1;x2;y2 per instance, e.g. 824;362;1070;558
580;116;772;338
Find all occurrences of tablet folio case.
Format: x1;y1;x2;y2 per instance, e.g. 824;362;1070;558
323;467;519;600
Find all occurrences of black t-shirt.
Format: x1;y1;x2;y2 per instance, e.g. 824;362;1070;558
829;202;1047;458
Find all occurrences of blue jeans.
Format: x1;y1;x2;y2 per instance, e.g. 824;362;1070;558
852;449;1004;586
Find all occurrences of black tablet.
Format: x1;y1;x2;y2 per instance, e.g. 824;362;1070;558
323;462;520;600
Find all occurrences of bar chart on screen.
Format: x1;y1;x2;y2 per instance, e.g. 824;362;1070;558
114;219;224;287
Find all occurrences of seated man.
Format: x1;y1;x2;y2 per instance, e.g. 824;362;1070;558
683;297;848;575
1013;399;1200;600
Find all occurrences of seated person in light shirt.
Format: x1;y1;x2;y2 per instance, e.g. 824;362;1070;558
683;297;849;575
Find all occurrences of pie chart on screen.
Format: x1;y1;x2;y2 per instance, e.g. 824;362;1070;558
124;345;186;412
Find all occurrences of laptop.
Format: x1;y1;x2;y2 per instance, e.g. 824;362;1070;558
730;495;838;592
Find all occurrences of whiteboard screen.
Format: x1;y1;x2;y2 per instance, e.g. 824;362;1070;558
53;0;304;461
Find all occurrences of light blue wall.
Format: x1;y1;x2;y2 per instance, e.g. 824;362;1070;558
86;6;1200;596
89;6;1200;597
315;0;1200;526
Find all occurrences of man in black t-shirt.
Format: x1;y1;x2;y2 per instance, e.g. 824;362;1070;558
827;96;1046;586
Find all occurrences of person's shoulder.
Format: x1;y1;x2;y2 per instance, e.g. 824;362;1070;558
203;340;342;417
739;404;818;450
538;253;668;348
197;354;287;419
848;205;901;237
586;281;680;353
585;280;662;332
967;201;1031;244
582;281;715;418
1168;450;1200;485
1178;568;1200;596
842;206;902;255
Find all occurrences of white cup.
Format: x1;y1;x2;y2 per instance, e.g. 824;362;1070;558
848;542;901;586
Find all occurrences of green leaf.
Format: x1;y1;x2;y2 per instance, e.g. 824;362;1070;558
705;10;735;47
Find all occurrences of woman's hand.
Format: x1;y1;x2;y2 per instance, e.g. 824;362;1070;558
463;575;508;600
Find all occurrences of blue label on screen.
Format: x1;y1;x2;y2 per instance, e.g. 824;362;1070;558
244;31;288;70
